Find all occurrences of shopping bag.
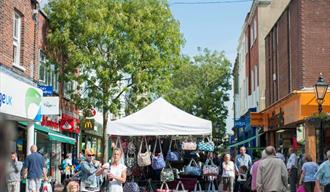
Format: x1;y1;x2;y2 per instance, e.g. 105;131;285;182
42;181;53;192
156;182;171;192
297;185;306;192
203;159;219;176
138;137;151;167
173;181;188;192
182;140;197;151
198;137;215;152
152;137;166;170
184;159;201;176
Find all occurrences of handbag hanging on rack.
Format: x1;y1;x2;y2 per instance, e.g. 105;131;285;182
152;137;166;170
206;181;217;192
137;137;151;167
166;137;181;162
203;158;219;176
160;163;175;182
173;181;188;192
182;137;197;151
123;177;140;192
183;158;201;176
198;137;215;152
156;182;171;192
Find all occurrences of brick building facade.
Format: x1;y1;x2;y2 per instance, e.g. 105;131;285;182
263;0;330;161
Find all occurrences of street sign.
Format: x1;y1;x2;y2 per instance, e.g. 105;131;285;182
82;119;95;130
38;85;53;96
250;112;265;127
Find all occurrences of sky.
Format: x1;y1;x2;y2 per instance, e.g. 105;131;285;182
169;0;252;133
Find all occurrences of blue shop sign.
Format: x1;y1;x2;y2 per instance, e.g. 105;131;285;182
38;85;53;96
234;120;246;128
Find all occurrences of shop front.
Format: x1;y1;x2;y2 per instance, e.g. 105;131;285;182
251;91;330;161
80;120;104;160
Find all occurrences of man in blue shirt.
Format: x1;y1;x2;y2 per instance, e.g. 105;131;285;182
234;146;252;192
287;148;298;192
315;150;330;192
23;145;47;192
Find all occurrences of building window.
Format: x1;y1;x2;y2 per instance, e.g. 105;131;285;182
13;12;21;66
39;50;59;93
250;24;253;48
253;17;257;42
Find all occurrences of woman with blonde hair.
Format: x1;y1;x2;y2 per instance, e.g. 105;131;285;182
103;148;127;192
222;154;235;192
66;181;79;192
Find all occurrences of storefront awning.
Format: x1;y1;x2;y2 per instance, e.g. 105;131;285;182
19;122;75;145
229;133;263;148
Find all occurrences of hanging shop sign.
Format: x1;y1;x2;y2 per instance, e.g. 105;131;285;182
0;70;42;121
250;112;265;127
41;96;59;115
37;85;53;96
268;108;284;130
81;118;95;130
60;114;81;134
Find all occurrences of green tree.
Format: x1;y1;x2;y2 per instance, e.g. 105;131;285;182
46;0;183;161
164;48;231;143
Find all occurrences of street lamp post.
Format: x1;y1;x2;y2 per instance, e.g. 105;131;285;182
314;73;328;162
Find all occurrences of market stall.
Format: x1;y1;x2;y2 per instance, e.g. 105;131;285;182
106;98;219;192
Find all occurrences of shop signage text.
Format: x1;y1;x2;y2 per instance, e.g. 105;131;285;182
234;120;246;128
41;96;59;115
250;112;264;127
38;85;53;96
82;119;95;130
0;92;13;107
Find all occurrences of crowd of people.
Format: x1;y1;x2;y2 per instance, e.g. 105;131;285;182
5;144;330;192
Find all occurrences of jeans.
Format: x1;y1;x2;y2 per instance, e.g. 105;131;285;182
289;168;297;192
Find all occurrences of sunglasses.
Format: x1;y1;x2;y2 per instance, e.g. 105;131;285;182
87;154;95;157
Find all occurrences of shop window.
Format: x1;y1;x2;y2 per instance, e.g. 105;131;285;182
13;11;21;67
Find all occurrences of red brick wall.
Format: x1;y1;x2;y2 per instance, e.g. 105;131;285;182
0;0;40;80
265;0;330;107
300;0;330;87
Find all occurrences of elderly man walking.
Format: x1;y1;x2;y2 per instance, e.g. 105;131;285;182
256;146;288;192
23;145;48;192
6;152;23;192
234;146;252;192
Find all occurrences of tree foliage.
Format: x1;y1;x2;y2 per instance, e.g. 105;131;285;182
163;48;231;141
46;0;183;161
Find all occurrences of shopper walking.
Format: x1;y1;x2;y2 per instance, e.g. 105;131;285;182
80;148;105;192
250;150;266;192
298;154;318;192
23;145;48;192
103;148;127;192
275;148;285;163
6;152;23;192
222;154;235;192
315;150;330;192
287;148;298;192
234;146;252;192
256;146;288;192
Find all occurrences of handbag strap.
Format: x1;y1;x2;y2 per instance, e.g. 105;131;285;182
139;137;149;153
193;181;202;192
160;181;169;190
189;158;199;167
153;137;163;155
205;158;216;166
115;136;123;151
207;181;216;191
168;137;173;152
176;181;185;190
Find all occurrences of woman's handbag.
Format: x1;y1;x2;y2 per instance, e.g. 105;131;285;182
182;138;197;151
152;137;166;170
193;181;203;192
166;138;181;162
198;137;215;152
156;182;171;192
137;137;151;167
203;159;219;176
173;181;188;192
160;163;175;182
184;159;201;176
297;185;306;192
123;179;140;192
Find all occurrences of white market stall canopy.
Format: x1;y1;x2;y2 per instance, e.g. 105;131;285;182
107;97;212;136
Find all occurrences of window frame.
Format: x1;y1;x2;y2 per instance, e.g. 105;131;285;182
13;11;22;67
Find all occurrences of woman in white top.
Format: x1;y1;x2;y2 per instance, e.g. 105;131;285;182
222;154;235;192
104;148;127;192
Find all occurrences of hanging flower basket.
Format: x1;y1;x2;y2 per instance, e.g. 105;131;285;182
305;112;330;128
